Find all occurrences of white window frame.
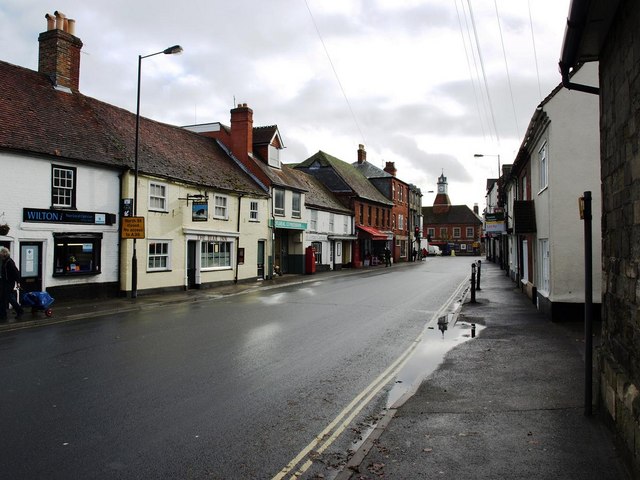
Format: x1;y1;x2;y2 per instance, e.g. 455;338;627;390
427;228;435;238
329;213;335;233
292;192;301;218
274;188;285;216
398;214;404;230
310;209;318;231
453;227;461;238
466;227;474;238
343;216;349;234
268;144;281;168
149;181;168;212
52;165;75;208
538;142;548;192
213;194;229;220
249;200;259;222
147;240;171;271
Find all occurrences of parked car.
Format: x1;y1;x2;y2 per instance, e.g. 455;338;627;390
427;245;442;256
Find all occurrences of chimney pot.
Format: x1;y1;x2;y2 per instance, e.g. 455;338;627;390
45;13;55;31
39;11;83;92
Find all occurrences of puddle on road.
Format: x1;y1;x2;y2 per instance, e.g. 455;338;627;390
386;315;485;409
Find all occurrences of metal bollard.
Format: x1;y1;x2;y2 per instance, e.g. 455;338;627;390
471;323;476;338
470;263;476;303
476;260;482;290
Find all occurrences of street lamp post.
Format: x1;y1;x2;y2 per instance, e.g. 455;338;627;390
131;44;182;298
474;153;502;268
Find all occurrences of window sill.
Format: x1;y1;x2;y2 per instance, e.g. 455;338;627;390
149;209;169;214
53;271;101;277
147;269;172;273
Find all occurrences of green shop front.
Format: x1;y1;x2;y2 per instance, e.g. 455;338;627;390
270;219;307;275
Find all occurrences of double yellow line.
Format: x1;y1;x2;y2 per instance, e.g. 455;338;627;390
272;277;469;479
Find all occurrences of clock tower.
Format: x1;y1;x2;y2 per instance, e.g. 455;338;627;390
433;172;451;214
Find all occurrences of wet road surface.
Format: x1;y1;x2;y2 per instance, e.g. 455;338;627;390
0;257;474;479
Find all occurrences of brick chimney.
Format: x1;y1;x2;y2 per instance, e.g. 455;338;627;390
230;103;254;161
357;144;366;164
474;203;479;215
384;161;397;177
38;11;83;92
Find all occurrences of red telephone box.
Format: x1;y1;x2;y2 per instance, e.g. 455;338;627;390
305;245;316;274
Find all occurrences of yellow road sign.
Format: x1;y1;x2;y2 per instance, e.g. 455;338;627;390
121;216;145;239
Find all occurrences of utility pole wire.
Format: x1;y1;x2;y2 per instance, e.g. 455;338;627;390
494;0;520;139
528;0;543;102
304;0;366;146
467;0;501;147
455;0;488;143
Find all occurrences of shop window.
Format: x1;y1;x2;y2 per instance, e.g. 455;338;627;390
53;233;101;276
148;241;171;271
202;241;232;269
51;165;76;209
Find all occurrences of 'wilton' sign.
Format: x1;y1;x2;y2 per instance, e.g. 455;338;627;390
23;208;115;225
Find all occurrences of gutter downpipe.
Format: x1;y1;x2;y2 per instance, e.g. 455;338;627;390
234;194;243;284
558;0;600;96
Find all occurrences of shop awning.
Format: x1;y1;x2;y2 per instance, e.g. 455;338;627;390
357;225;392;241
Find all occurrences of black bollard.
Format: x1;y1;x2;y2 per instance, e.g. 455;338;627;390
470;263;476;303
471;323;476;338
476;260;482;290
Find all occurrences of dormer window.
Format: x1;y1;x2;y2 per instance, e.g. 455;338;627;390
268;144;281;168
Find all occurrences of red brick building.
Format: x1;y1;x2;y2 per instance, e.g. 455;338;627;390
422;173;482;255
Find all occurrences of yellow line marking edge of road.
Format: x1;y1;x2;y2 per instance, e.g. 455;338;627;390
272;277;470;480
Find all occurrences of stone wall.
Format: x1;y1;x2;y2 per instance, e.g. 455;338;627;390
599;0;640;475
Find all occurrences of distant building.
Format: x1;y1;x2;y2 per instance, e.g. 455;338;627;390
422;174;482;255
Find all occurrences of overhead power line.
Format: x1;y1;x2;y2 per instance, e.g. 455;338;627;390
304;0;366;146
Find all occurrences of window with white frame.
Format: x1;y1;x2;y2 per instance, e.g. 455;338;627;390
274;188;285;216
440;227;447;238
268;144;281;168
201;241;232;269
398;214;404;230
427;227;435;238
292;192;301;218
343;216;349;234
213;194;228;220
249;200;259;221
329;213;335;233
148;241;170;271
539;239;550;293
149;182;168;211
453;227;461;238
538;142;548;191
466;227;474;238
52;165;76;208
310;209;318;231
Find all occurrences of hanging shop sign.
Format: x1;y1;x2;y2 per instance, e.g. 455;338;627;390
192;200;209;222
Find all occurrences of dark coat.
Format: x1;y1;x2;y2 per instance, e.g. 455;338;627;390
1;257;21;284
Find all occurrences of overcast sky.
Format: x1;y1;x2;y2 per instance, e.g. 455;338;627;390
2;0;572;209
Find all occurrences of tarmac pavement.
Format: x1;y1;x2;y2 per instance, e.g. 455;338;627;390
0;260;631;479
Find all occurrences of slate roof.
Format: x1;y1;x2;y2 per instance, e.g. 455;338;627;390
423;205;483;226
351;160;392;179
296;151;394;206
284;166;351;214
0;60;266;196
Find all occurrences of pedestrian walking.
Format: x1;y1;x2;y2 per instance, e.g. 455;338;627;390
384;247;391;267
0;247;24;321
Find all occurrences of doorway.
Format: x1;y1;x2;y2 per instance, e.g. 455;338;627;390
187;240;197;289
20;242;43;292
257;240;265;279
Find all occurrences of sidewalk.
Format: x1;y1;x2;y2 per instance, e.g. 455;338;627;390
339;261;630;480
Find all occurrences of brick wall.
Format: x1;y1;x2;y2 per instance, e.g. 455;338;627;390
599;0;640;474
